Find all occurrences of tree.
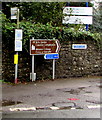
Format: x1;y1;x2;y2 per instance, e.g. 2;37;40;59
91;2;102;33
2;2;66;26
2;2;93;27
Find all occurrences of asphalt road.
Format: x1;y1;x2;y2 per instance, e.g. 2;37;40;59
1;76;102;119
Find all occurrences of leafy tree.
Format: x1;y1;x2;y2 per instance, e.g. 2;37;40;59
91;2;102;33
2;2;93;27
2;2;66;26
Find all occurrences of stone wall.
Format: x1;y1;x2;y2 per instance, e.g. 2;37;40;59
2;40;102;82
56;41;101;78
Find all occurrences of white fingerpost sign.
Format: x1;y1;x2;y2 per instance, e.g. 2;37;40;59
63;6;93;25
15;29;23;40
15;40;22;51
63;7;93;16
63;16;92;24
11;7;18;19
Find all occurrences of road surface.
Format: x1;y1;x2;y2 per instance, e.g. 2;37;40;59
1;76;102;119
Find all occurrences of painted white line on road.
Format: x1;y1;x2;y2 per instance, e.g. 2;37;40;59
10;107;36;111
87;105;101;109
71;107;76;109
9;104;101;111
50;107;60;110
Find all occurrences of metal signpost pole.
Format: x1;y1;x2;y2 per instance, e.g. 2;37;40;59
53;59;55;79
32;55;35;81
86;2;89;31
15;8;19;84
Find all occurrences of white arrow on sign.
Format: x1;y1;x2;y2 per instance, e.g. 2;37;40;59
56;40;61;53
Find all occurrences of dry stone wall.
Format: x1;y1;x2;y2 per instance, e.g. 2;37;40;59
2;40;102;82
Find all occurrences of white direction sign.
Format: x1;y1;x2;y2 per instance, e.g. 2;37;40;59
11;7;18;19
15;29;23;40
63;16;92;24
15;40;22;51
63;7;93;15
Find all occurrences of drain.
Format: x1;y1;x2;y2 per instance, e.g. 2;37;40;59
2;100;22;106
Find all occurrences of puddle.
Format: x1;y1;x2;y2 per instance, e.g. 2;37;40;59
2;100;22;106
56;87;93;95
36;107;51;110
38;93;53;97
98;85;102;88
78;87;86;90
85;91;92;93
52;101;76;108
59;106;72;110
76;107;83;109
58;106;83;110
64;89;80;95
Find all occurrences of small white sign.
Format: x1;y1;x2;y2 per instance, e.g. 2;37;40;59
11;7;17;19
15;29;23;40
15;40;22;51
63;16;92;24
63;7;93;16
72;44;87;49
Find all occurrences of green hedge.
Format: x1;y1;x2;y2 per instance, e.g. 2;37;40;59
2;14;102;52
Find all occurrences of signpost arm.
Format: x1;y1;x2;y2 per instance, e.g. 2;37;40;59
86;2;89;31
53;59;55;79
15;8;19;84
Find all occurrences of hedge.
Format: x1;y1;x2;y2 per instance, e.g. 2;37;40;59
2;14;102;52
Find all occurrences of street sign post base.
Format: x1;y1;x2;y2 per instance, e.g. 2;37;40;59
30;73;36;81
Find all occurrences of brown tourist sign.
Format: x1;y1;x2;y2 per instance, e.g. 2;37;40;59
30;39;61;55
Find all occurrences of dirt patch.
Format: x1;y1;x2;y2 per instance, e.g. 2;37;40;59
38;93;54;97
64;89;80;95
78;87;86;90
85;91;92;93
2;100;22;106
86;100;102;104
